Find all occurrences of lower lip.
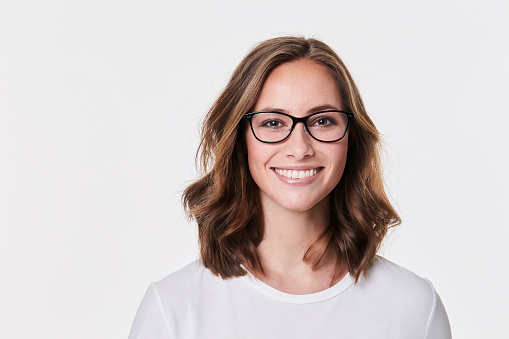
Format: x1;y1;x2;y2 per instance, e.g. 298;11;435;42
271;168;323;187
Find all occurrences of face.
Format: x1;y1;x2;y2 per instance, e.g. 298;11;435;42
245;58;349;213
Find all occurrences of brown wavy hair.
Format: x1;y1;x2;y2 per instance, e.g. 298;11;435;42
183;36;400;282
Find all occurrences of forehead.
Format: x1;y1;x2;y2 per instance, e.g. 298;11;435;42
254;58;343;113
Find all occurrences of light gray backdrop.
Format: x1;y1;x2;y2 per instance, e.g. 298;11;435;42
1;0;508;338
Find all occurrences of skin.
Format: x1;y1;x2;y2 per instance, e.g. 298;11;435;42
244;58;349;294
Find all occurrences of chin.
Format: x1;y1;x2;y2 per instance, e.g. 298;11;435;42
273;193;329;213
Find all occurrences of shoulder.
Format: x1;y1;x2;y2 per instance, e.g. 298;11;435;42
151;260;241;309
357;257;435;318
153;261;218;299
128;262;214;339
358;256;437;310
363;256;435;294
156;261;207;287
354;257;451;338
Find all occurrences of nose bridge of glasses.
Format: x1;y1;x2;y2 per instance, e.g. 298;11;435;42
290;116;310;133
289;118;312;141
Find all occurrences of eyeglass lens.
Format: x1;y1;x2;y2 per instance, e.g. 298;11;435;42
250;111;348;142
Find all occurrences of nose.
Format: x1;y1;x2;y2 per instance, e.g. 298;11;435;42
284;122;314;159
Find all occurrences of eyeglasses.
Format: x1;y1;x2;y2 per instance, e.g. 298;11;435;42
244;110;354;143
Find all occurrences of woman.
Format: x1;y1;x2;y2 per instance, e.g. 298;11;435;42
129;36;451;338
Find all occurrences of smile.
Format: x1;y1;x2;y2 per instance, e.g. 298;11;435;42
273;167;323;179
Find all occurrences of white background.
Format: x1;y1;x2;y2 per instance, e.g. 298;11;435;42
1;0;508;338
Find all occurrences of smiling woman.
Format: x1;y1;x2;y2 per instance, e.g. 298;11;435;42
128;36;452;339
245;59;349;218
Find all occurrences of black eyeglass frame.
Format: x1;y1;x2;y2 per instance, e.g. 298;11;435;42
243;110;355;143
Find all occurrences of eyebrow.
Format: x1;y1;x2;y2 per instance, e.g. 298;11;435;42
257;104;341;114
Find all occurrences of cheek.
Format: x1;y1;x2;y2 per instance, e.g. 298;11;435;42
326;145;349;180
246;145;270;173
245;135;266;174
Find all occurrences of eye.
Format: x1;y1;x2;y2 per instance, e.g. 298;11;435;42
310;116;337;127
260;119;286;129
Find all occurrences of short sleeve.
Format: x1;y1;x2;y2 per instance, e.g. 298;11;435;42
425;282;452;339
128;284;172;339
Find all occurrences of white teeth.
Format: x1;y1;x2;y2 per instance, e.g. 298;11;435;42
274;168;320;179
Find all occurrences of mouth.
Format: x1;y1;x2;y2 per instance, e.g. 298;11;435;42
272;167;324;179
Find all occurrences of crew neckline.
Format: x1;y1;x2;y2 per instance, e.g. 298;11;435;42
238;267;355;304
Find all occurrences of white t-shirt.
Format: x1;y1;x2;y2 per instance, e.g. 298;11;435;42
128;257;451;339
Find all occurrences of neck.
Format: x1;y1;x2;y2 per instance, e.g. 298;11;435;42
258;196;331;269
251;194;346;294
